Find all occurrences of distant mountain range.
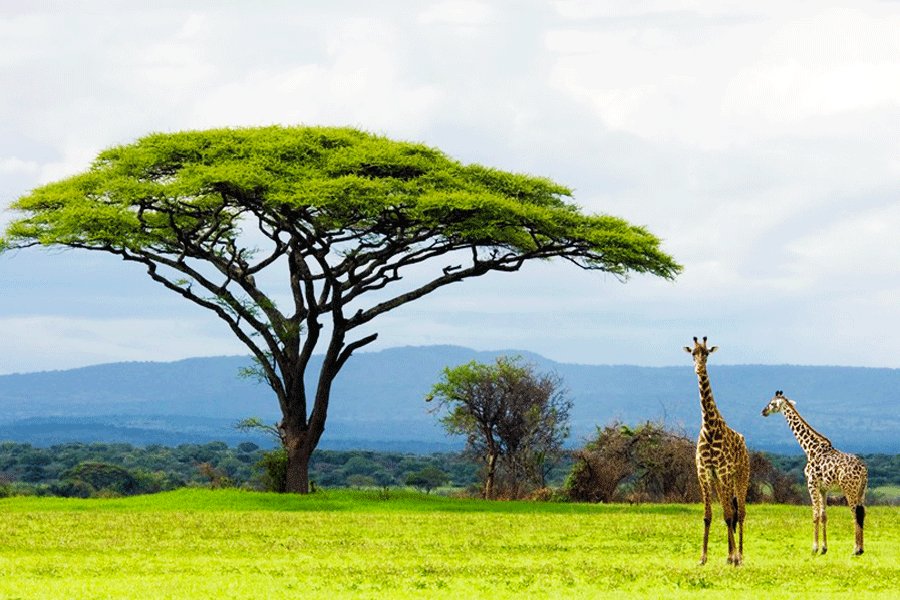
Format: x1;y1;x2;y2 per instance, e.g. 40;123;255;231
0;345;897;453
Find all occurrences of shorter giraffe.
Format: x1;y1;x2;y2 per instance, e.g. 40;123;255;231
761;390;867;555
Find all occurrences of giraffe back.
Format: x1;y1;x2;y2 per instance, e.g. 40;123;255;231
806;448;868;503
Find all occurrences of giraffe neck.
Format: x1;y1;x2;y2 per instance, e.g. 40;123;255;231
780;402;832;457
695;363;724;430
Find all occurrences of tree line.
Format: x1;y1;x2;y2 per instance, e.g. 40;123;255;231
1;439;896;504
0;441;476;498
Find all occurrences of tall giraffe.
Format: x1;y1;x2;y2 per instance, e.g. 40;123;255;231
684;336;750;565
762;390;867;555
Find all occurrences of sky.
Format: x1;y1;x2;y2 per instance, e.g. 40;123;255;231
0;0;898;373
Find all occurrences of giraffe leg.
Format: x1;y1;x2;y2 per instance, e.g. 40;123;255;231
728;495;743;566
734;495;746;566
846;475;866;556
702;501;712;565
845;479;866;555
698;477;713;565
716;481;737;564
859;470;868;555
735;471;749;566
812;515;819;554
854;504;865;556
820;509;828;555
808;483;823;554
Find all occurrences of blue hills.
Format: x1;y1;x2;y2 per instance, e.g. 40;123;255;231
0;345;896;453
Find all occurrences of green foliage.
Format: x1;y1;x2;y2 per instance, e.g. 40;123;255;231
3;125;680;278
234;417;284;446
429;356;572;499
406;466;450;493
0;478;11;498
0;490;897;598
0;442;481;497
0;441;239;496
50;478;95;498
2;440;898;506
63;462;140;496
258;448;288;493
237;441;260;453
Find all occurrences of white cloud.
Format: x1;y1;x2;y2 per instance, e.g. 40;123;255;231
723;7;900;125
1;1;898;369
128;13;217;96
545;22;748;147
547;2;900;148
787;202;900;278
190;18;442;136
0;157;39;175
35;146;99;184
418;1;496;26
552;0;752;20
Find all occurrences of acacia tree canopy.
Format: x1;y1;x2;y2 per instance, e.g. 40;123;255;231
1;125;681;493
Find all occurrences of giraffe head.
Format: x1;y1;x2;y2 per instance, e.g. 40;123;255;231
683;336;717;372
761;390;795;416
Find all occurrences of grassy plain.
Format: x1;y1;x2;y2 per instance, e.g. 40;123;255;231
1;489;897;599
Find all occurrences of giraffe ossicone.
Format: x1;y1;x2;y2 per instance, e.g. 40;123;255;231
761;390;867;556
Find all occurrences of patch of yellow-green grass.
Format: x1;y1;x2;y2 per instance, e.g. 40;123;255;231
0;489;897;599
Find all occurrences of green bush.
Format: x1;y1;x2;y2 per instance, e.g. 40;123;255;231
51;479;95;498
257;449;288;493
64;462;139;496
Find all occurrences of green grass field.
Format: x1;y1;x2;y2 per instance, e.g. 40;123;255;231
1;489;897;599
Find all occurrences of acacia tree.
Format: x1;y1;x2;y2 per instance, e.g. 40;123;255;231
1;126;680;493
427;356;571;499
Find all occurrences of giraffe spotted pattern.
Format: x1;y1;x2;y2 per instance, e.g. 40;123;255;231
762;390;867;555
684;336;750;566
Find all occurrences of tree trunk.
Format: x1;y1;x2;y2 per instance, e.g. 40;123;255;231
284;433;313;494
484;451;497;499
281;397;321;494
275;325;368;494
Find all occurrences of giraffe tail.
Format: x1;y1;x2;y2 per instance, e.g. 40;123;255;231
855;505;865;528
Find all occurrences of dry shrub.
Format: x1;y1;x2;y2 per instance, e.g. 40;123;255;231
566;422;701;503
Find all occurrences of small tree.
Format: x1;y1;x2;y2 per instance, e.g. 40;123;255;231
236;417;288;492
427;356;571;499
2;126;680;493
406;466;449;494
